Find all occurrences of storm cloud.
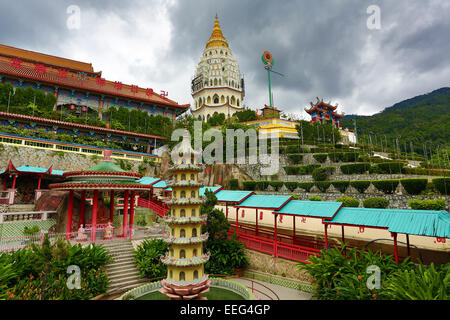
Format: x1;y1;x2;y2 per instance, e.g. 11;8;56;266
0;0;449;119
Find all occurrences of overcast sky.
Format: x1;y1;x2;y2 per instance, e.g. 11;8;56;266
0;0;449;119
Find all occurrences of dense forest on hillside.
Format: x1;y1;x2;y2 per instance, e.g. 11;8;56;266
341;88;450;154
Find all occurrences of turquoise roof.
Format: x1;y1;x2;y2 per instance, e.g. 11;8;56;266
137;177;161;185
327;207;450;238
16;165;49;173
274;200;342;219
235;194;292;209
199;186;222;196
51;169;65;176
153;180;167;189
214;190;254;203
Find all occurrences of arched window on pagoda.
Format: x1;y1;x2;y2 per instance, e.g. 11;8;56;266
180;190;186;198
173;191;176;198
180;229;186;237
237;99;240;107
171;229;175;236
192;228;197;237
214;79;218;86
213;94;219;104
221;95;225;104
180;209;186;217
191;209;196;217
193;249;198;257
180;249;186;259
190;173;195;180
193;270;199;280
170;270;173;279
191;191;196;198
170;249;174;257
179;272;185;281
181;173;186;180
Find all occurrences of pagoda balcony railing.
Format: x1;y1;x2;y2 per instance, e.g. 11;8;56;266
162;215;208;225
162;233;209;245
160;252;211;267
164;197;206;205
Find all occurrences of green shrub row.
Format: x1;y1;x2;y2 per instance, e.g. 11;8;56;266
363;197;390;208
408;198;446;210
403;167;449;177
370;162;406;174
287;153;304;164
328;152;360;162
284;164;321;175
313;153;328;163
431;178;450;195
312;167;336;181
340;163;371;174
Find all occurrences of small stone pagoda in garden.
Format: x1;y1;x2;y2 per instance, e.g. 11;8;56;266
159;133;211;300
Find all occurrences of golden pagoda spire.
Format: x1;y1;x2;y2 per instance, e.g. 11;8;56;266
206;14;229;49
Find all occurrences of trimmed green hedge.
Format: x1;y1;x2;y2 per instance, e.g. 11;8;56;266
432;178;450;195
243;180;256;190
268;181;284;191
340;163;370;174
309;195;322;201
336;196;360;207
284;164;321;175
403;167;449;177
313;153;328;163
312;167;335;181
288;153;304;164
331;181;350;193
372;180;399;194
285;145;310;154
315;181;332;192
374;162;406;174
285;181;298;192
230;179;239;190
408;198;446;210
298;182;314;192
256;181;270;191
350;180;371;193
400;179;428;195
328;152;359;162
363;197;390;208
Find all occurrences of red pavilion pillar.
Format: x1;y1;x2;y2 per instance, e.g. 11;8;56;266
110;190;115;223
91;190;99;241
274;213;278;258
324;222;328;250
66;190;74;240
12;174;17;190
129;191;136;239
122;190;129;238
2;178;6;191
37;175;42;190
79;190;86;228
255;209;258;236
235;208;239;234
393;232;399;263
293;216;296;244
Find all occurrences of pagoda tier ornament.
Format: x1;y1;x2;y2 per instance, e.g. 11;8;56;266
159;134;211;300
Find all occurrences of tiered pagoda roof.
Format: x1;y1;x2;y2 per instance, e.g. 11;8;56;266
305;98;344;118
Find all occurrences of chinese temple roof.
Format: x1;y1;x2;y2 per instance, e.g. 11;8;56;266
206;15;229;49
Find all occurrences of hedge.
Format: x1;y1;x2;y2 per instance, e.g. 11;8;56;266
298;182;314;192
230;179;239;190
403;167;450;177
331;181;350;193
285;181;298;192
268;181;284;191
408;198;446;210
399;179;428;195
340;163;370;174
285;145;309;154
363;197;390;208
432;178;450;195
309;195;322;201
312;167;335;181
328;152;359;162
288;153;304;164
313;153;328;163
336;196;360;207
315;181;332;192
284;164;321;175
372;179;400;194
243;180;256;190
350;180;371;193
375;162;406;174
256;181;270;191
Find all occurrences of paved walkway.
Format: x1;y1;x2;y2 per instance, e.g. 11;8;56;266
231;277;313;300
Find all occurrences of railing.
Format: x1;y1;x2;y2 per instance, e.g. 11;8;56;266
230;230;320;263
137;198;169;217
0;189;15;205
0;210;56;223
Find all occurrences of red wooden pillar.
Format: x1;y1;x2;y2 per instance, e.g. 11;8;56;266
122;190;129;237
341;225;345;244
255;209;258;236
37;175;42;190
110;190;115;223
129;191;136;239
293;216;296;244
148;188;151;201
235;208;239;234
2;178;6;191
79;190;86;228
66;190;74;240
393;232;399;263
274;213;278;258
12;175;17;189
91;190;99;241
324;223;328;250
226;203;228;220
406;234;410;257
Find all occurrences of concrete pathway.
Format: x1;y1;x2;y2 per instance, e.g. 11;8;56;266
231;277;313;300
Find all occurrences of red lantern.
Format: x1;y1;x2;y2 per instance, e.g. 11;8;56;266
70;105;75;110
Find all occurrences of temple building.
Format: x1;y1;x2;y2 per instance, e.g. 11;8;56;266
305;98;344;128
0;43;189;121
159;137;211;300
191;15;245;121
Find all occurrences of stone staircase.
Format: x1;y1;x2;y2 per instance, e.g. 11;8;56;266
103;240;148;294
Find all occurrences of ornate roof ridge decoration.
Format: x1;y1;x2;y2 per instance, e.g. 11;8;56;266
165;197;206;206
63;171;142;178
167;180;205;188
0;111;167;140
162;215;208;225
167;164;203;172
49;182;151;190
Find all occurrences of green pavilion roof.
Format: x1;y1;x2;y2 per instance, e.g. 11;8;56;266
153;180;168;188
87;160;125;172
214;190;255;204
137;177;161;185
235;194;292;209
274;200;343;219
199;186;222;196
326;207;450;238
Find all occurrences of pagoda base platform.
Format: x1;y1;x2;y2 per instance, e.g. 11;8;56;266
159;276;211;300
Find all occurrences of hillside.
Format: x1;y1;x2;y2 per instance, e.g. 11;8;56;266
342;87;450;151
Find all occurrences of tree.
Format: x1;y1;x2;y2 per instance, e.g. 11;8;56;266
234;109;257;122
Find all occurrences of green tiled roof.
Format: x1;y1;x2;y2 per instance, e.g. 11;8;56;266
87;160;125;172
214;190;254;203
137;177;161;185
16;165;49;173
153;180;167;189
199;186;222;196
235;194;292;209
327;207;450;238
274;200;342;219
